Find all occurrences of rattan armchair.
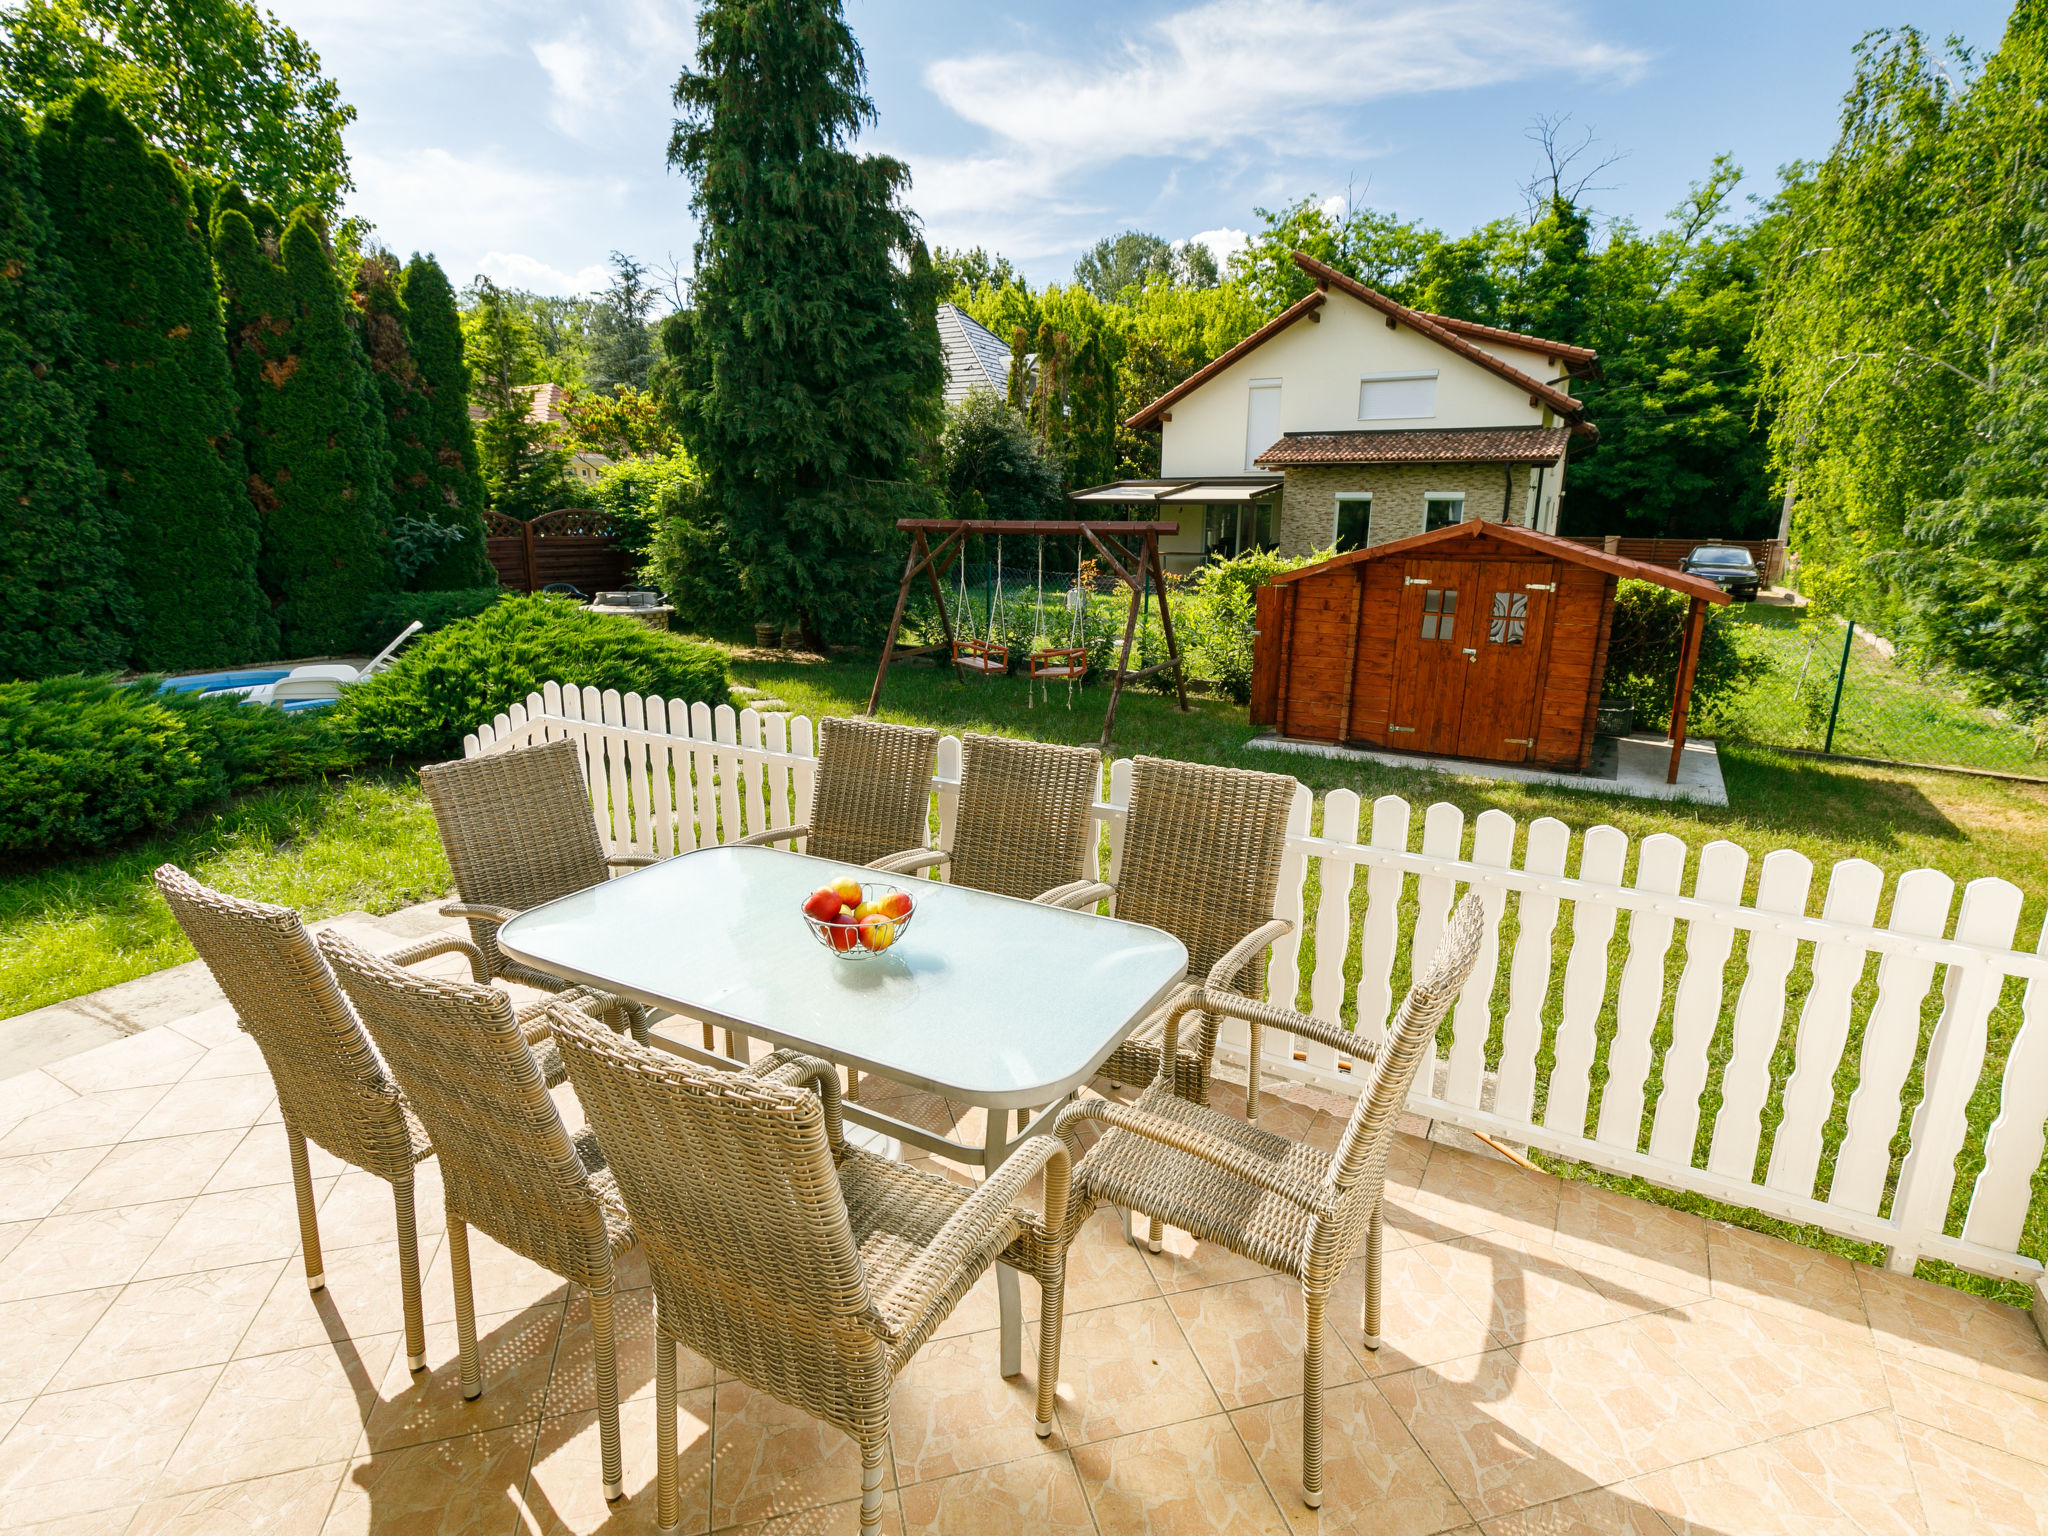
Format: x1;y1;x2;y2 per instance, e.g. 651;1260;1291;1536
418;737;652;1043
550;1010;1072;1535
890;733;1102;900
1056;893;1486;1510
318;933;638;1503
1036;755;1298;1106
735;716;938;870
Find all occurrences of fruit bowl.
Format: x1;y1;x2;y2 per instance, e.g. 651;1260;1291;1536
800;879;915;961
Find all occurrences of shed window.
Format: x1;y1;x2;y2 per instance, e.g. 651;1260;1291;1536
1490;592;1528;645
1359;371;1438;420
1420;588;1457;640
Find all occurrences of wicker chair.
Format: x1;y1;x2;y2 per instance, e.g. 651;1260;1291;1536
1037;755;1299;1107
318;932;638;1503
735;716;937;870
418;737;652;1042
1056;892;1487;1510
550;1009;1072;1535
894;733;1102;900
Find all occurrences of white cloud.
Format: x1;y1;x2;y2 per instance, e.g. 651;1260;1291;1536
475;251;617;295
1189;226;1249;266
534;22;610;137
348;148;630;279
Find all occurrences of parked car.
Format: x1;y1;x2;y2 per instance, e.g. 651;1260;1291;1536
1679;544;1761;601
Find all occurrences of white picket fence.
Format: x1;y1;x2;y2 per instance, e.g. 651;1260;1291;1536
467;682;2048;1288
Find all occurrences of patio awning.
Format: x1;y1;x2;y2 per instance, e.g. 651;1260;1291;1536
1069;477;1282;506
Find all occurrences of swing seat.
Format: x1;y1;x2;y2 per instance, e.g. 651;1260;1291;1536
1028;647;1089;681
952;640;1009;675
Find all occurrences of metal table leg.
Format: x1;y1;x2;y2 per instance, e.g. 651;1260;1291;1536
982;1108;1023;1377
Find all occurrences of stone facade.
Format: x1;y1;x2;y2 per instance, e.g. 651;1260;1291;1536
1276;462;1544;555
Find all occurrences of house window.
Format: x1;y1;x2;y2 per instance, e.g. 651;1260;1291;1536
1420;588;1457;641
1333;493;1371;550
1204;504;1241;559
1244;380;1282;471
1425;493;1465;532
1358;371;1438;421
1490;592;1528;645
1252;497;1279;551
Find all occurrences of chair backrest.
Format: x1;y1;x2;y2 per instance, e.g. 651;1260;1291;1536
153;865;417;1180
318;931;615;1290
1114;756;1297;995
807;717;940;866
419;737;610;974
947;734;1102;900
549;1010;886;1432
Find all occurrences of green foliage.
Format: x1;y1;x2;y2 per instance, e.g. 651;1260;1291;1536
584;251;659;392
330;595;732;760
0;675;352;857
397;254;491;588
629;455;750;635
1072;230;1174;301
664;0;945;641
38;90;270;670
0;105;128;678
1172;546;1329;703
1600;579;1766;731
466;275;572;520
458;281;593;389
940;390;1062;520
932;244;1019;299
589;451;689;557
560;384;677;461
355;587;504;652
0;0;354;217
215;204;397;655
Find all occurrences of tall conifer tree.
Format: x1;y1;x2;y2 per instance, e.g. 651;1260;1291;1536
215;203;395;654
664;0;943;642
38;90;269;669
467;275;570;520
399;253;491;586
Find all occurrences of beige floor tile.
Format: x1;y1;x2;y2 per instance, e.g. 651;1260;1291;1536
898;1457;1095;1535
203;1126;346;1197
420;1229;569;1323
1900;1418;2048;1535
1072;1414;1291;1535
0;1072;78;1141
136;1182;336;1282
1024;1207;1161;1316
51;1260;285;1391
9;1505;143;1535
547;1286;686;1419
322;1424;535;1536
1232;1379;1468;1535
1167;1272;1365;1411
708;1378;890;1531
1374;1350;1623;1521
0;1199;191;1304
0;1087;171;1158
1628;1410;1926;1536
1704;1221;1866;1334
1857;1264;2048;1404
1773;1412;1928;1535
713;1493;904;1534
128;1461;346;1536
165;1006;246;1054
1047;1295;1222;1446
1477;1486;1674;1535
1509;1317;1759;1479
124;1077;276;1144
0;1287;122;1400
44;1031;203;1097
886;1326;1063;1484
1145;1222;1279;1293
304;1166;440;1250
0;1402;22;1442
1549;1183;1709;1297
524;1391;713;1535
157;1335;399;1494
235;1237;440;1360
0;1149;107;1223
364;1302;565;1453
1329;1244;1501;1376
1883;1353;2048;1466
52;1133;246;1216
0;1364;218;1529
179;1036;269;1085
1411;1233;1644;1347
1630;1294;1888;1439
1409;1147;1560;1245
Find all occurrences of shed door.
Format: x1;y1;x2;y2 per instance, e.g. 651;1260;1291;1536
1456;561;1556;762
1388;560;1470;754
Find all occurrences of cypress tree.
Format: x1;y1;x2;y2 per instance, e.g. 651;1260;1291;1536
397;253;491;587
216;203;396;654
0;107;128;679
665;0;944;643
38;90;270;669
467;275;571;520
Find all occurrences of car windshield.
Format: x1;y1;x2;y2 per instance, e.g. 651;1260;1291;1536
1689;547;1753;567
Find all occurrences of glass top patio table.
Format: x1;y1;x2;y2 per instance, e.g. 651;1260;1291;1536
493;843;1191;1111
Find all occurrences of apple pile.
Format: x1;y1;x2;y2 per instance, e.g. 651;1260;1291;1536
802;876;912;953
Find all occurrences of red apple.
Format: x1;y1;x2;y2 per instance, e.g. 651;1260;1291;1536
802;886;844;922
828;875;863;906
877;890;913;920
826;916;862;952
858;914;896;952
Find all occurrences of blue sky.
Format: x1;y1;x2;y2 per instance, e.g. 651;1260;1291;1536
263;0;2012;299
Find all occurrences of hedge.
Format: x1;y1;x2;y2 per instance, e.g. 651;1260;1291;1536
356;587;504;652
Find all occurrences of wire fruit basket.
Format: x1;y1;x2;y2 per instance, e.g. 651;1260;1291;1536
800;881;916;960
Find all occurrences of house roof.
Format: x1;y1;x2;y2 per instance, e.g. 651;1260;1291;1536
937;303;1012;406
1267;519;1731;603
466;381;572;426
1425;313;1598;369
1124;251;1596;436
1255;425;1571;468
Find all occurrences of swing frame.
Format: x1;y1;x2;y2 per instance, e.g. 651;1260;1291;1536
867;518;1189;750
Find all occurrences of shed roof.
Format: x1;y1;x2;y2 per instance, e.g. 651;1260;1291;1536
1255;425;1571;468
1267;519;1732;604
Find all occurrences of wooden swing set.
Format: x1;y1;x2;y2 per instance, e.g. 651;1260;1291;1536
865;518;1188;750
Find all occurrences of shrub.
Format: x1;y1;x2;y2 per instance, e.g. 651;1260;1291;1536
1601;579;1766;731
1173;546;1330;703
639;471;751;636
592;452;692;560
356;587;505;652
331;594;733;760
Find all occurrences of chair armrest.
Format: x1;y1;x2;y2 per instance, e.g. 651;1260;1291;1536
866;846;949;876
744;1050;846;1154
868;1135;1072;1344
606;854;662;869
1186;989;1381;1066
440;901;520;926
1054;1099;1327;1215
383;934;489;984
735;824;809;848
1205;918;1294;990
1033;879;1113;910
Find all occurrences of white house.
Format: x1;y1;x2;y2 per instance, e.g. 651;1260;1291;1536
1076;251;1599;572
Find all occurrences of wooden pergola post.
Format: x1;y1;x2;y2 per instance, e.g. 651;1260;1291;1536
1666;595;1707;785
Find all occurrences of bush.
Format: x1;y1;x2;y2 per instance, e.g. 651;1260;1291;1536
0;676;354;858
331;594;733;760
1601;579;1767;731
356;588;505;652
591;452;693;560
1173;546;1331;703
638;471;751;637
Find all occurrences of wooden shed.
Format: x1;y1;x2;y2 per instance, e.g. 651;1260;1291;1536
1248;522;1730;781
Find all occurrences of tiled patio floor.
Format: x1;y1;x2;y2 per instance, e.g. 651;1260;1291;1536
4;946;2048;1534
